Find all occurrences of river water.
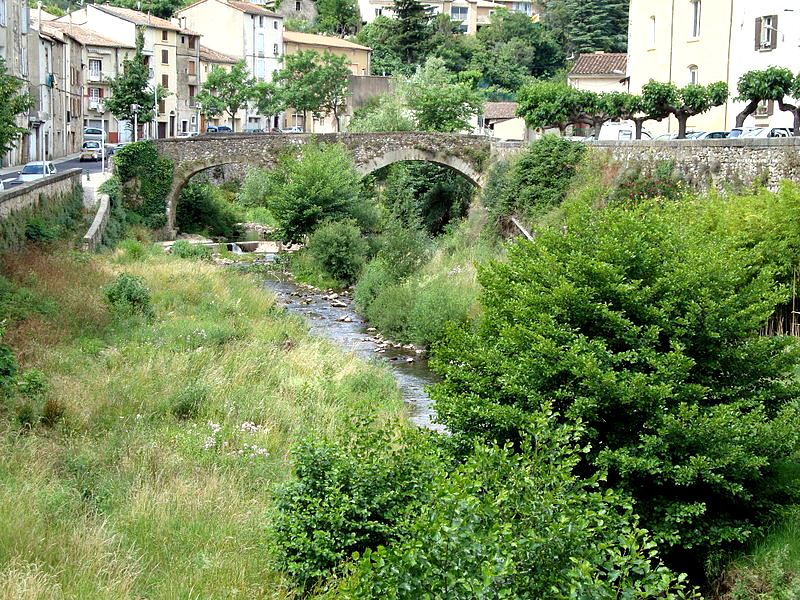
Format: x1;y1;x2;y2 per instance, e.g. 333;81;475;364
261;276;443;430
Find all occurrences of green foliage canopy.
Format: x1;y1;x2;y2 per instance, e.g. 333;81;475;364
431;198;800;562
194;60;257;131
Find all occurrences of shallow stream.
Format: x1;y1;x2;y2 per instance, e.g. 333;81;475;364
260;276;442;430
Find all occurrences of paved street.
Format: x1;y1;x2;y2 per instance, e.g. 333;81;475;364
1;153;109;188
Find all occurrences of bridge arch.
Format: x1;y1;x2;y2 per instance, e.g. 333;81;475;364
156;133;494;238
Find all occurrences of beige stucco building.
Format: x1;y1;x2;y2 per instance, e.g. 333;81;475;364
568;52;628;94
627;0;800;135
1;0;32;166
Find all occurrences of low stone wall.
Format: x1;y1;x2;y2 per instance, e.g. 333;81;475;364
0;169;83;219
82;193;110;252
589;138;800;192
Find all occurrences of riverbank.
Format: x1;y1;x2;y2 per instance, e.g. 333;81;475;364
0;245;407;598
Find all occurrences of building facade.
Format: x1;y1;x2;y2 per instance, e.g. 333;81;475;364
1;0;31;166
568;52;628;94
627;0;799;135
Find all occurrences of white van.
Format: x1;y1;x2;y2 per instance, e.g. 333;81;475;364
596;121;652;141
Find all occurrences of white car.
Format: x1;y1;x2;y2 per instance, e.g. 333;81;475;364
17;161;57;183
281;126;304;133
176;131;199;138
695;131;729;139
740;127;793;138
0;179;4;192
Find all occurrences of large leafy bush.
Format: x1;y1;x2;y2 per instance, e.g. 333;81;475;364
175;182;243;239
431;198;800;565
113;141;174;229
306;220;369;285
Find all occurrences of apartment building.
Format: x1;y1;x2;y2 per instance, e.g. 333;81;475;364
197;44;238;131
0;0;31;166
177;0;283;83
627;0;799;134
60;4;198;139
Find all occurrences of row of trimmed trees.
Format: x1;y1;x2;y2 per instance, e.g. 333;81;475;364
516;67;800;139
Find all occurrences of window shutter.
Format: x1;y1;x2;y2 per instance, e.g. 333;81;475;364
755;17;762;50
99;87;104;98
771;15;778;49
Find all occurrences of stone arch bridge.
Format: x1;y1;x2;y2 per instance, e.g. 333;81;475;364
153;132;511;237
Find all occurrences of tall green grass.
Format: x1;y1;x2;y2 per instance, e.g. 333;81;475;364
0;245;406;598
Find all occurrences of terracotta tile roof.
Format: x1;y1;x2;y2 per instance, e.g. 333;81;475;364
569;52;627;76
199;44;239;64
46;21;134;47
483;102;518;120
226;0;281;16
92;4;186;31
283;30;371;51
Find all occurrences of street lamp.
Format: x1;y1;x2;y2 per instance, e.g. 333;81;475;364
130;103;140;142
195;101;202;134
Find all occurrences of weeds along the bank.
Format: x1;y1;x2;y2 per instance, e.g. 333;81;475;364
0;245;406;598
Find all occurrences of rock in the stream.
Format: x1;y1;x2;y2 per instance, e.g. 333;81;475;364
367;327;377;332
337;315;353;323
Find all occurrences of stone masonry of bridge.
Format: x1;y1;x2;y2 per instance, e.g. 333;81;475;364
152;134;800;238
154;132;493;237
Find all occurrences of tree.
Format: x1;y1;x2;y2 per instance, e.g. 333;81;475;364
104;30;167;127
775;72;800;136
0;57;32;157
391;0;432;65
639;80;728;139
403;57;483;133
515;81;584;134
735;67;795;128
194;60;256;132
541;0;629;55
348;92;414;132
640;80;678;130
266;143;363;242
274;50;351;131
431;198;800;569
354;16;407;76
253;81;285;126
606;92;649;139
316;0;360;36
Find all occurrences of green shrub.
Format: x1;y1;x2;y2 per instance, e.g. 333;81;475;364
489;135;585;220
117;239;146;262
18;369;48;399
362;283;416;342
25;217;59;242
408;274;474;346
335;415;697;599
170;240;212;261
431;197;800;569
609;161;685;205
272;423;442;591
0;344;17;388
268;143;363;243
103;273;154;318
170;384;207;420
176;182;243;239
353;259;395;312
114;141;174;229
306;221;369;285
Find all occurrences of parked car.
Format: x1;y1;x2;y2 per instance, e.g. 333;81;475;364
79;141;112;162
594;122;653;141
17;161;57;182
177;131;199;138
0;178;4;192
685;131;706;139
205;125;233;133
728;127;760;138
654;133;678;141
281;126;304;133
83;127;106;143
695;131;730;139
741;127;793;138
243;127;264;134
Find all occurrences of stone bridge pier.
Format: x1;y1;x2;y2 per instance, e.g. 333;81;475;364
153;132;498;238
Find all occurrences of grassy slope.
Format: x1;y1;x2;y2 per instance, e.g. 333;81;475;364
0;247;405;599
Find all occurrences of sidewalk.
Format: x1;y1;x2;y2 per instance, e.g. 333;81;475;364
82;171;112;209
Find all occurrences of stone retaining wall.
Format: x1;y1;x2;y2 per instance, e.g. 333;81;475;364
589;138;800;191
0;169;83;219
82;193;110;252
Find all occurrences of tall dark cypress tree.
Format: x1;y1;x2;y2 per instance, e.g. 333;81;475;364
391;0;432;65
542;0;629;55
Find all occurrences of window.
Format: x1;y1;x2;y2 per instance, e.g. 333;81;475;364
19;47;27;76
450;5;468;20
189;36;196;49
188;60;196;75
20;3;28;33
257;32;265;54
511;2;531;16
273;19;278;29
189;84;196;100
295;1;300;10
688;65;699;84
161;49;169;64
181;35;185;44
0;0;6;27
690;0;701;38
162;74;169;87
89;87;100;101
158;100;165;114
756;15;778;50
649;15;656;48
89;58;102;79
256;58;266;80
162;30;168;41
259;16;264;26
273;43;279;55
375;7;382;16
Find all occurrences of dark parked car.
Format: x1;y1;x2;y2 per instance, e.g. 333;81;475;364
206;125;233;133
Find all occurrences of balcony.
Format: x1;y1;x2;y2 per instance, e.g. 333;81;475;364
88;100;105;113
88;71;103;82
